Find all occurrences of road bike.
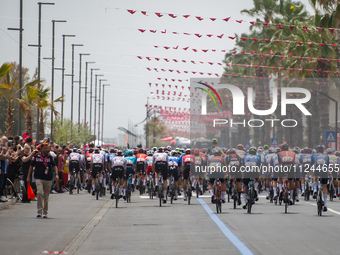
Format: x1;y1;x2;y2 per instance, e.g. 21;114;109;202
158;174;163;207
316;179;323;216
214;178;222;214
169;175;175;204
186;176;192;205
246;178;255;214
126;174;132;203
15;171;27;202
148;172;154;199
4;178;15;200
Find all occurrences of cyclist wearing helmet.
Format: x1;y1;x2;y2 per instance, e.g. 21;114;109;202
207;138;223;156
242;147;261;209
109;150;126;199
263;144;269;156
181;149;195;201
207;148;227;203
326;148;337;199
299;147;313;197
68;148;82;193
145;151;154;192
276;143;296;205
168;150;180;200
153;147;169;203
78;149;86;190
85;148;94;190
136;148;147;190
226;148;242;205
90;148;105;196
193;149;205;196
312;145;329;211
124;150;137;200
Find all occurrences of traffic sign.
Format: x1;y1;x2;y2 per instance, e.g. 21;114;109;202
325;131;336;142
271;138;278;146
244;142;251;149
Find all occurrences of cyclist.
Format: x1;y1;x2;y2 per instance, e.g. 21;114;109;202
299;147;313;196
293;147;301;202
225;148;243;205
124;150;137;199
168;150;180;200
109;150;126;199
145;150;154;193
207;138;223;155
312;145;329;211
263;144;269;156
90;148;105;196
192;149;205;196
85;148;94;190
181;149;195;201
277;143;296;205
207;148;227;203
77;149;86;190
136;148;147;190
242;147;261;209
153;147;169;203
68;148;82;193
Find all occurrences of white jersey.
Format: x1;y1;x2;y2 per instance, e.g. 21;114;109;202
69;152;80;163
91;153;105;165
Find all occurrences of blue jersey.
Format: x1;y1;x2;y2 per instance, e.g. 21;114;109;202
125;156;136;170
107;153;116;164
243;154;261;168
264;153;275;168
312;153;329;168
178;153;185;168
168;156;180;170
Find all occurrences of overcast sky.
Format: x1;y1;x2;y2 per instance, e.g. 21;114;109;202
0;0;314;141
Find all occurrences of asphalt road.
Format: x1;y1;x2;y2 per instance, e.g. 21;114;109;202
1;188;340;255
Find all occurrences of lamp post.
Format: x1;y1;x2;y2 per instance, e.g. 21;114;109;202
94;74;103;143
89;68;99;134
85;62;95;129
7;0;24;136
58;34;75;124
28;2;55;141
70;44;83;137
78;53;90;132
98;79;107;143
101;84;110;143
43;20;66;141
315;90;338;150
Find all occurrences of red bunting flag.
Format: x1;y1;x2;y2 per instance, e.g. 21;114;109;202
141;11;147;15
316;27;322;31
168;14;176;18
318;43;326;46
276;24;283;29
307;57;313;61
183;47;189;50
279;56;284;59
263;39;270;43
155;13;163;17
229;36;236;40
288;51;292;57
207;34;213;37
236;20;243;23
240;37;247;41
270;50;274;55
308;42;312;47
150;29;157;33
138;29;146;33
173;45;178;49
303;26;308;33
251;38;259;42
196;16;203;21
217;34;224;38
223;17;231;22
195;34;202;38
183;15;190;18
251;51;255;55
192;49;197;52
161;29;166;33
127;10;136;14
263;21;270;26
232;51;237;54
210;18;216;21
289;25;294;32
202;49;208;52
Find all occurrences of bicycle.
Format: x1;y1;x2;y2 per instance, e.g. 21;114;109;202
15;171;27;202
232;179;238;209
4;178;15;200
187;176;192;205
126;174;132;203
158;174;163;207
196;180;200;198
269;180;274;203
95;171;100;200
246;178;255;214
304;175;312;201
316;178;323;216
69;168;76;195
283;178;289;214
168;175;176;204
138;171;145;196
329;175;335;202
86;173;92;194
114;178;120;208
213;178;222;214
148;172;154;200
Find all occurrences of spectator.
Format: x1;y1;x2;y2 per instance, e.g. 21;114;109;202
0;138;10;202
55;147;64;193
20;144;36;203
62;150;70;191
27;143;58;218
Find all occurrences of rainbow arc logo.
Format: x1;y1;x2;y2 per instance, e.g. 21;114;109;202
196;82;223;106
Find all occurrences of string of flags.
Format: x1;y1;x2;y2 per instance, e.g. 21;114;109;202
137;55;223;66
118;8;339;33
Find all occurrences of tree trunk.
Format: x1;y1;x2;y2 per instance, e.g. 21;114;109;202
26;111;33;135
39;110;44;139
5;101;13;137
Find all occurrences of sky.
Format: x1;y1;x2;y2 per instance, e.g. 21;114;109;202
0;0;315;142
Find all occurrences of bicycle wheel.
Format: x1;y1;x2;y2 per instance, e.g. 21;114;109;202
318;192;323;216
77;179;80;194
115;187;119;208
329;184;334;201
15;181;25;201
233;193;237;209
269;188;273;203
159;183;162;207
95;179;99;200
87;179;92;193
247;192;252;214
285;193;288;213
69;175;74;195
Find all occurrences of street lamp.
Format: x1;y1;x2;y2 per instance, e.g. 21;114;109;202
315;90;338;150
78;53;90;131
43;20;66;141
70;43;83;137
57;34;75;124
94;74;104;141
101;84;110;143
98;79;107;142
85;62;95;128
89;68;100;134
7;0;24;136
28;2;55;141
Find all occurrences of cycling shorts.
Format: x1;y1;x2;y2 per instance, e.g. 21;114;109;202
125;167;135;178
91;164;103;179
69;162;80;173
155;161;168;178
111;167;124;180
146;166;152;175
168;166;179;182
208;177;225;184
